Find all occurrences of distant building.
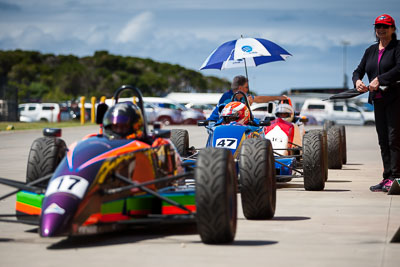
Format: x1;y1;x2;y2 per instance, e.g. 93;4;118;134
281;87;350;111
166;92;223;105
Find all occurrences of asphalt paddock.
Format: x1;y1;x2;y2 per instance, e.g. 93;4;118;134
0;125;399;267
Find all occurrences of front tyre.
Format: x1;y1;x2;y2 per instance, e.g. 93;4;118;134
195;148;237;244
170;129;189;157
239;138;276;219
26;137;67;187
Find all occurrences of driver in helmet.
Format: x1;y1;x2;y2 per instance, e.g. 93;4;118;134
102;102;144;139
220;101;250;125
274;103;304;146
275;103;294;123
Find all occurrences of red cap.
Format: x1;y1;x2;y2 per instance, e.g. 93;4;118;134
374;14;395;26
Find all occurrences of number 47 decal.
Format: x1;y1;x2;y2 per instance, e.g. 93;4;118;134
215;138;238;149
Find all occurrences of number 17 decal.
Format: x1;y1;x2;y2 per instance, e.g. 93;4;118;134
215;138;238;149
46;175;89;199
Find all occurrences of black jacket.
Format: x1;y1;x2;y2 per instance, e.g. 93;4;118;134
352;39;400;103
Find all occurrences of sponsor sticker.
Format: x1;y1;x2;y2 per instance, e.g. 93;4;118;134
241;45;253;53
44;203;65;215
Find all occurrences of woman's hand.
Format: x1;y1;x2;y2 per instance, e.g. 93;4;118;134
369;77;380;91
356;80;368;92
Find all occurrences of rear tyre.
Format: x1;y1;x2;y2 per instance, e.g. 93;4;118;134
303;131;325;191
170;129;189;157
339;125;347;165
195;148;237;244
307;129;328;181
327;126;343;169
26;137;67;187
239;139;276;219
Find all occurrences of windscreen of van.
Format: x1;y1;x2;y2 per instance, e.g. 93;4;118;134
28;106;36;111
307;104;325;110
333;105;344;111
348;106;360;112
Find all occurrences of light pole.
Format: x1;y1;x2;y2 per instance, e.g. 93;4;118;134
342;41;350;89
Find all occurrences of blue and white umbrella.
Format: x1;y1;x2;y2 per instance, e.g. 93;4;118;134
200;37;291;75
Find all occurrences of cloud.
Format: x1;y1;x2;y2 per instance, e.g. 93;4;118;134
116;11;154;43
0;2;21;12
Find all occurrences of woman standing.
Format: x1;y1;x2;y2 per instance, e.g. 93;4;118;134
353;14;400;192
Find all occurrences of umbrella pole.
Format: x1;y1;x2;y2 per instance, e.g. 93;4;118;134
244;58;249;84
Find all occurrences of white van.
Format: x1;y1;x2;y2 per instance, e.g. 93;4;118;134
19;103;60;122
300;98;374;126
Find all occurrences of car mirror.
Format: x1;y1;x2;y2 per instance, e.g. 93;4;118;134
96;103;108;124
258;120;271;126
197;120;210;126
153;121;162;130
43;128;62;137
264;116;276;121
268;103;273;113
153;129;171;138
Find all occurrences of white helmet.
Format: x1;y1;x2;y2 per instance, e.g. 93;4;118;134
275;103;294;122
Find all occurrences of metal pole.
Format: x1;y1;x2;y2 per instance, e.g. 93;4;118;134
342;41;350;89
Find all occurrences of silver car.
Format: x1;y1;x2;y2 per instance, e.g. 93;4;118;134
144;102;183;125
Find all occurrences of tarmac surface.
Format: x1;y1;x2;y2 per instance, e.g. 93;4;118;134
0;124;399;267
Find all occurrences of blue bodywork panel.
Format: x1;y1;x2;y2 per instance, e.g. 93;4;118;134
275;157;296;175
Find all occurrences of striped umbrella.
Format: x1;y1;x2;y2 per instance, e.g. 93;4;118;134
200;37;291;78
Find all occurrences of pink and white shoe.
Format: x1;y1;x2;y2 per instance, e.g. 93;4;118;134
382;179;394;192
370;179;388;192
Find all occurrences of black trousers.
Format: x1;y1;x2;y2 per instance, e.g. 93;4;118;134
374;97;400;180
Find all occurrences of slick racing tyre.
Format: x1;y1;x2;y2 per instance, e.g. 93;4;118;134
307;129;328;182
327;126;343;169
26;137;67;187
170;129;189;157
302;131;325;191
239;138;276;220
339;125;347;165
195;148;237;244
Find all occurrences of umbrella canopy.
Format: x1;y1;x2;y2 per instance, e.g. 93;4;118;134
323;89;365;101
200;37;292;71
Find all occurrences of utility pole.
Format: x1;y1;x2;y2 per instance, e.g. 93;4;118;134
342;41;350;89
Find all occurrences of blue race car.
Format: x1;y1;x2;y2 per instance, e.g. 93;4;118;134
177;92;327;217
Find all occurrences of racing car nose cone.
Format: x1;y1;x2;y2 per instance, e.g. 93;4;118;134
39;195;79;237
40;213;68;237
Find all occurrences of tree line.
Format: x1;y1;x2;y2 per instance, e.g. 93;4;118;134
0;50;231;102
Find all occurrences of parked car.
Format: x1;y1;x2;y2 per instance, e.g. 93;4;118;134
107;97;183;125
185;103;215;119
300;98;374;126
354;99;375;125
18;103;60;122
144;97;205;125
